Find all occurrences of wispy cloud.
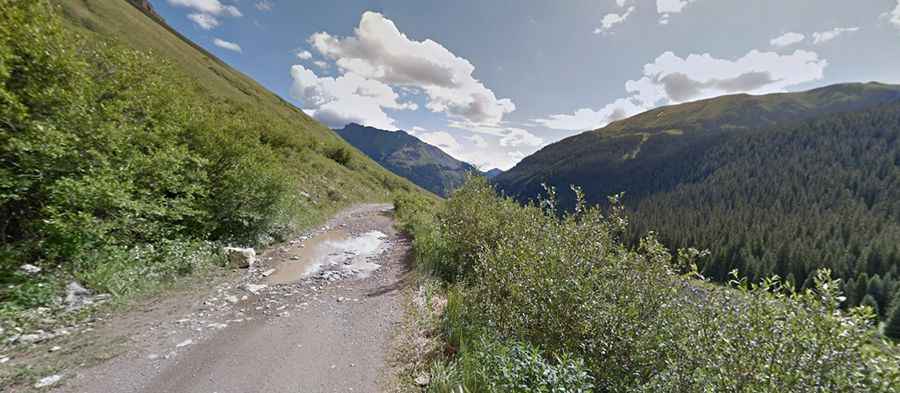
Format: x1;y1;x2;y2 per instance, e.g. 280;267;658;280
770;32;805;48
255;1;273;12
168;0;241;29
213;38;243;53
595;6;635;34
812;27;859;44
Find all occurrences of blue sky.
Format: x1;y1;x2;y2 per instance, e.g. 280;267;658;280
153;0;900;170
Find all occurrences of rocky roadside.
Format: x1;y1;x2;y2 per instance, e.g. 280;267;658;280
2;203;411;392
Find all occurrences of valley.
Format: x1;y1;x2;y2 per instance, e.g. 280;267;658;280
2;0;900;392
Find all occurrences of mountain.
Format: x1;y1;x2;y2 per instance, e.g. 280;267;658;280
494;82;900;315
335;124;478;197
483;168;504;179
496;83;900;208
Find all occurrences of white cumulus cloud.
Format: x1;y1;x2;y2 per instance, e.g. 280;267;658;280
418;131;462;152
770;32;805;47
213;38;242;53
534;98;642;131
467;134;488;148
289;65;418;130
812;27;859;44
535;49;827;131
449;121;543;147
308;11;515;125
296;50;313;60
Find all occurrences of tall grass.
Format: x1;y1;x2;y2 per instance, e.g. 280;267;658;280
396;177;900;392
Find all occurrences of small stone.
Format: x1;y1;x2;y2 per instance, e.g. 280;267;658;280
223;247;256;269
65;281;93;312
243;284;267;295
415;373;431;386
19;264;41;275
337;297;345;303
225;295;239;304
147;353;159;360
0;356;9;364
290;256;301;261
19;333;47;344
34;374;62;388
261;268;276;277
175;339;193;348
49;346;61;353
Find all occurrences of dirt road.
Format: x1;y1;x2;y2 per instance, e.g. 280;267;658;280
53;204;411;393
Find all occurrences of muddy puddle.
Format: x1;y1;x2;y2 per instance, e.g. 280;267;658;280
266;230;389;285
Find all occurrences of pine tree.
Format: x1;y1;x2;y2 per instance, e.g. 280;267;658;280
885;295;900;340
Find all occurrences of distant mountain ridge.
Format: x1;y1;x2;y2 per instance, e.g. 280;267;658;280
484;168;504;179
335;124;479;197
495;82;900;207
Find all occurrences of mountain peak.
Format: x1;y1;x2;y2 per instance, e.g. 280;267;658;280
334;124;478;197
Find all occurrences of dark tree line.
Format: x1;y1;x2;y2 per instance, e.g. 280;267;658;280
629;105;900;319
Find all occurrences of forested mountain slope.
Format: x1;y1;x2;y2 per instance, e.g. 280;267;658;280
630;104;900;314
493;83;900;315
335;123;478;197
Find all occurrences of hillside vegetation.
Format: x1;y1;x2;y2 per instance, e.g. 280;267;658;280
336;123;477;197
494;83;900;319
0;0;419;317
630;105;900;314
395;178;900;392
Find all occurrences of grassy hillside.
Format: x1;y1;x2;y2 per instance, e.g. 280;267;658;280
335;123;478;197
54;0;423;205
0;0;423;316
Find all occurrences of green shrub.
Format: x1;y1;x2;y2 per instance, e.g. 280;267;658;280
411;178;900;392
325;145;352;166
444;338;594;393
0;0;365;311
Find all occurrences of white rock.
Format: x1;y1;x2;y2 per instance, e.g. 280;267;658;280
175;339;193;348
19;333;48;344
65;281;93;311
48;346;61;353
19;264;41;275
261;268;276;277
223;247;256;269
225;295;239;304
415;373;431;386
34;374;62;388
243;284;267;295
0;356;9;364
